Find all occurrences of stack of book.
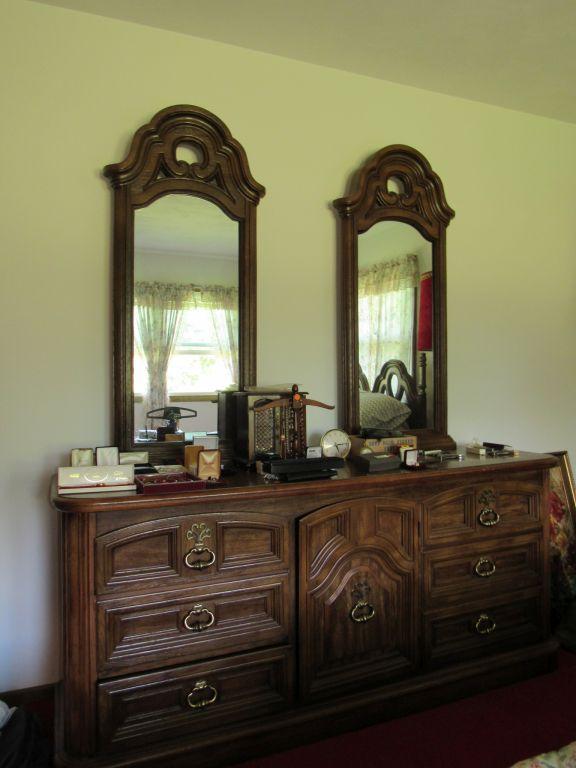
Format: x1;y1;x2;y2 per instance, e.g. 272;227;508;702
349;434;417;474
259;457;344;482
466;441;516;457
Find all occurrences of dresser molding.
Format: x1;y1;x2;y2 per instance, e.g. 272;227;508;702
53;452;558;768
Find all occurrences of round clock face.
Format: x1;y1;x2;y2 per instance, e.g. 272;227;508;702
321;429;352;459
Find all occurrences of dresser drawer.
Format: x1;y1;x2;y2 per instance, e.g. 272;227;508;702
97;574;292;676
424;590;544;668
95;512;291;595
422;480;542;547
98;646;293;751
423;533;542;607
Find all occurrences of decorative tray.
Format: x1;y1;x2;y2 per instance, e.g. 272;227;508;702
135;472;221;495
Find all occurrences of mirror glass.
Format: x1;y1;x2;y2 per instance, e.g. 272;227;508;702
357;221;433;431
133;194;238;443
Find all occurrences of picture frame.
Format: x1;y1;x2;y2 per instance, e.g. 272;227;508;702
548;451;576;634
550;451;576;526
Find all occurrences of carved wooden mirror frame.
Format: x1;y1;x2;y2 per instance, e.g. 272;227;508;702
104;105;265;462
333;144;455;449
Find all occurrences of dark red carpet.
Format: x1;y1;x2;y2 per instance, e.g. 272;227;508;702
235;651;576;768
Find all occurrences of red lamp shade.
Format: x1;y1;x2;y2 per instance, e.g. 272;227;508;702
417;271;433;352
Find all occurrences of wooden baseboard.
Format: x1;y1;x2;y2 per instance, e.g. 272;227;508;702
0;682;56;708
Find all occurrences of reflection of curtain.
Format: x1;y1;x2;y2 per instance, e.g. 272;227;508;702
358;254;419;387
197;286;238;385
134;283;185;414
134;281;239;403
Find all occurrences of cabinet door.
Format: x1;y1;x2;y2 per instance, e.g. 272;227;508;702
299;497;419;701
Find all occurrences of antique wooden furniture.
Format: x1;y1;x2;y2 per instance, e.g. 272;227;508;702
103;105;265;464
53;451;557;768
334;145;454;447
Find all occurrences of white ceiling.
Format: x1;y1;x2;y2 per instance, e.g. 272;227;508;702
34;0;576;124
134;195;237;257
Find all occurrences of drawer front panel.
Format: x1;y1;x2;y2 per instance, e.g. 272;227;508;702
98;647;293;751
424;591;544;668
97;575;291;676
424;534;542;606
422;481;542;546
95;512;290;595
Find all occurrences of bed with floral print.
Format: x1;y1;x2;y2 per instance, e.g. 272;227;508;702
509;740;576;768
548;452;576;650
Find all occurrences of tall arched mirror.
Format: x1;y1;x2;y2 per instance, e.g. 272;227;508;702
333;145;455;449
104;105;265;462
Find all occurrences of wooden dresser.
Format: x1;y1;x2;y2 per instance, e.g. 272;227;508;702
52;452;558;768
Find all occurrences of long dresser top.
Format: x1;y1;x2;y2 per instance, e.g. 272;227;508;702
51;451;557;514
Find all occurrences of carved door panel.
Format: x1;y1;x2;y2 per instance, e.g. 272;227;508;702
299;497;419;701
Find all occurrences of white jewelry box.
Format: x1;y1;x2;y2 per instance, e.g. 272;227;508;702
70;448;95;467
119;451;149;465
96;446;120;466
58;465;135;494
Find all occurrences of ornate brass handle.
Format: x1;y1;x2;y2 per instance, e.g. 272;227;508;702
478;508;500;527
474;613;497;635
184;546;216;570
474;557;496;577
183;604;215;632
186;679;218;710
350;600;376;623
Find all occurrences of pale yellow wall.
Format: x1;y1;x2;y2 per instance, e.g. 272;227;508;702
1;0;576;689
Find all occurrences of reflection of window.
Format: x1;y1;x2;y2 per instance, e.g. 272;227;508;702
358;255;418;387
134;307;235;395
133;281;238;412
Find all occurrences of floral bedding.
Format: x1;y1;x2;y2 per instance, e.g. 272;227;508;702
509;741;576;768
549;464;576;627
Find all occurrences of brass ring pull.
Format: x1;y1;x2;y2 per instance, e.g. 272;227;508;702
474;557;496;578
350;600;376;623
186;679;218;710
474;613;497;635
184;546;216;570
183;604;215;632
478;508;500;527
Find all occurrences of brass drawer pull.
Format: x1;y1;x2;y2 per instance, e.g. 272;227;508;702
186;679;218;710
474;613;497;635
184;604;215;632
350;600;376;623
474;557;496;577
478;508;500;527
184;546;216;570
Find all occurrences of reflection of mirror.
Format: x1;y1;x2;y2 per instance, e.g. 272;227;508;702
104;105;265;462
334;145;455;449
133;196;238;442
358;221;432;430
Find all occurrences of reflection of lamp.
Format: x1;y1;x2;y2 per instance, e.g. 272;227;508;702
416;271;433;425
